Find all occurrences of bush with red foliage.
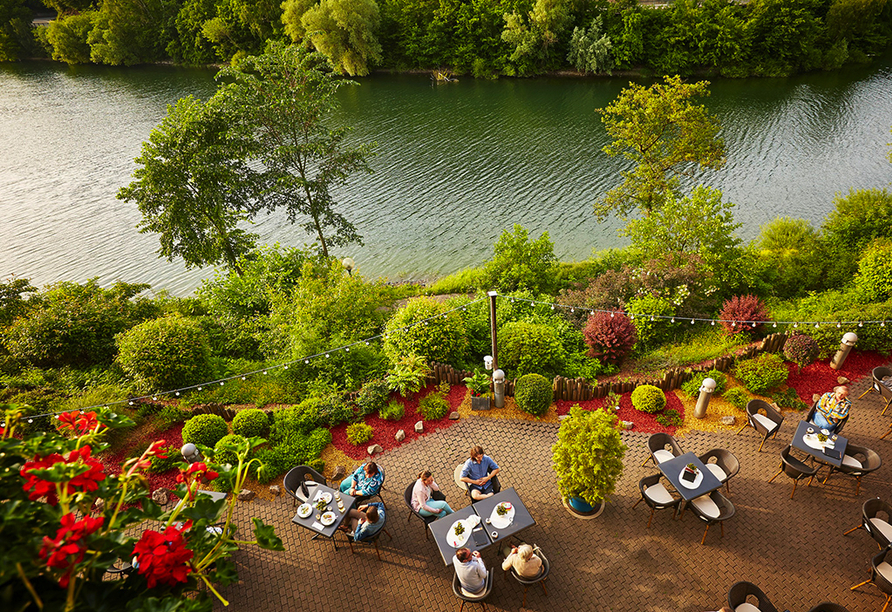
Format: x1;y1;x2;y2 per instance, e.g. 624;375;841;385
719;295;770;336
583;312;637;364
784;333;820;373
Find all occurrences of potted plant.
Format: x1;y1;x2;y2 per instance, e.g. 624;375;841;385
552;405;626;517
463;370;492;411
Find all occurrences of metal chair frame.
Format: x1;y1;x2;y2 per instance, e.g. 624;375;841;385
698;448;740;495
843;498;892;550
823;443;881;495
283;466;327;507
688;490;735;545
508;546;550;609
738;399;784;452
851;547;892;612
858;367;892;415
768;445;817;499
632;473;681;528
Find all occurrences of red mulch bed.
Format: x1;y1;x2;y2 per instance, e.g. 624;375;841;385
330;384;464;459
784;350;888;402
555;391;685;435
96;422;183;492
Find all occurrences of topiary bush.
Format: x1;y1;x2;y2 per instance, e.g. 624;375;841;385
583;312;637;364
379;399;405;421
232;408;269;438
346;422;373;446
383;297;468;365
356;379;390;416
181;413;229;448
514;373;553;417
719;295;770;336
733;353;788;394
681;369;727;398
631;385;666;413
783;333;820;373
214;433;247;466
723;387;749;411
418;391;450;420
499;320;567;378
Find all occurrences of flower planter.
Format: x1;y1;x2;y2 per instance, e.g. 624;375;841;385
471;396;491;411
563;496;605;519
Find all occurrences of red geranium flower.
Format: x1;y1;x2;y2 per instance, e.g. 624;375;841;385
57;410;105;436
39;513;104;588
132;522;194;588
177;462;219;484
21;446;106;505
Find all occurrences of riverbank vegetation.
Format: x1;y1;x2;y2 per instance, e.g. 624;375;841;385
2;0;892;78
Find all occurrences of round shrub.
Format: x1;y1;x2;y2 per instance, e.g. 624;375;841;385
783;333;820;373
500;320;566;378
418;392;450;420
379;399;405;421
723;387;749;411
583;312;637;364
346;422;373;446
515;373;553;417
181;413;229;448
383;297;468;365
681;369;728;398
631;385;666;413
214;433;246;466
718;295;770;336
116;315;212;391
232;408;269;438
733;353;788;394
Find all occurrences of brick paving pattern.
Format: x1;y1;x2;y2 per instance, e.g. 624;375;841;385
217;372;892;612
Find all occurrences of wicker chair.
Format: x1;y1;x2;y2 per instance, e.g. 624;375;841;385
806;603;850;612
822;443;882;495
632;473;682;528
738;399;784;452
698;448;740;495
768;445;817;499
452;569;494;611
687;490;735;545
641;432;685;468
858;366;892;415
727;581;779;612
341;507;392;561
850;547;892;611
283;466;327;507
807;401;849;435
352;464;387;508
507;546;550;608
843;498;892;550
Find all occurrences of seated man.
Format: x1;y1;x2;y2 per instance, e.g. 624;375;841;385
453;547;488;594
339;461;383;499
812;385;851;433
460;445;500;501
341;502;385;542
501;544;542;579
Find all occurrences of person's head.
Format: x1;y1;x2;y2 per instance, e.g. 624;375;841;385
418;470;434;486
834;385;849;401
366;505;379;524
456;547;471;563
517;544;534;561
470;445;485;463
365;462;379;477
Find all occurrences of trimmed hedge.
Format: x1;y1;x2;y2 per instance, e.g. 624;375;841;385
214;433;246;466
631;385;666;413
232;408;269;438
181;413;229;448
515;373;553;417
418;391;450;420
733;353;788;394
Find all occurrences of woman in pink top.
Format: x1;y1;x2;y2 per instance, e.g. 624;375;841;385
411;470;454;517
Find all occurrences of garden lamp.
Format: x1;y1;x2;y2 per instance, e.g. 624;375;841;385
831;332;858;370
342;257;355;276
181;443;202;464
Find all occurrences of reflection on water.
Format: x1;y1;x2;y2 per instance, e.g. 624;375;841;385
1;58;891;296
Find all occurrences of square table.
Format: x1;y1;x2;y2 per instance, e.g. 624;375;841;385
471;488;536;547
791;419;848;468
429;504;491;566
291;482;355;550
658;452;723;502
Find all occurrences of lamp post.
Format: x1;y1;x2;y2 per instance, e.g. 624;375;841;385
342;257;355;276
694;377;716;419
181;443;202;464
493;369;505;408
830;332;858;370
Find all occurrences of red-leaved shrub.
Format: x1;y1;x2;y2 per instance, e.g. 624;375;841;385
719;295;770;336
783;333;820;373
584;312;637;364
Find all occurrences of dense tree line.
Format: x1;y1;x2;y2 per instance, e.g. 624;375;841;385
2;0;891;77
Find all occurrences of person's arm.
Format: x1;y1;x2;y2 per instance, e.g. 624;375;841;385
460;461;475;485
501;551;516;572
430;480;440;492
484;457;500;483
473;557;487;580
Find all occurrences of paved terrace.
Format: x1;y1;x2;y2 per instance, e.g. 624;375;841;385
218;374;892;612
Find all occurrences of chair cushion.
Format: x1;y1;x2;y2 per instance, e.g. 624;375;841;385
460;586;486;598
869;518;892;543
705;463;727;481
691;495;720;519
653;449;675;464
877;561;892;583
735;604;761;612
643;483;674;505
842;455;863;469
751;412;778;433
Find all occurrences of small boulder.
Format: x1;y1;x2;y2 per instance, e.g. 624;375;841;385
720;415;736;426
332;465;347;481
449;411;460;420
414;420;424;433
269;485;281;496
395;429;406;442
621;420;634;430
367;444;383;456
151;489;168;505
237;489;255;502
838;376;851;385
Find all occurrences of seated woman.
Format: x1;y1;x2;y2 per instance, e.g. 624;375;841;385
501;544;542;578
341;502;385;542
812;385;851;433
411;470;454;517
339;461;383;498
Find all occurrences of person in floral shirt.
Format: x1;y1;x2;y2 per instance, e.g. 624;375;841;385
812;385;851;432
339;461;383;498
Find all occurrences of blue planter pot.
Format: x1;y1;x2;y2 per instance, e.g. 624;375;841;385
568;496;593;513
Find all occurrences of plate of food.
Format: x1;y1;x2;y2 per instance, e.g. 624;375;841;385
314;491;333;504
447;519;471;548
297;503;313;519
490;501;515;529
320;511;337;526
803;433;826;450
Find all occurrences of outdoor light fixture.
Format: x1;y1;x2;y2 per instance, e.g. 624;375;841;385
342;257;355;276
484;355;493;370
181;443;202;464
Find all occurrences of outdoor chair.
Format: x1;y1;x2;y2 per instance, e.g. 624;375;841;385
403;482;447;540
342;512;392;561
454;462;501;503
858;366;892;415
283;466;327;507
452;569;494;611
850;547;892;611
687;490;735;545
508;546;549;609
353;464;387;509
727;581;779;612
807;401;849;435
698;448;740;495
806;604;850;612
768;445;817;499
738;400;784;452
843;498;892;550
822;443;881;495
633;473;681;528
641;432;685;467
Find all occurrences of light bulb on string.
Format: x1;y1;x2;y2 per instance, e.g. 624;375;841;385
859;321;863;327
326;354;330;358
175;392;180;397
242;376;246;380
153;396;158;401
27;418;33;424
837;322;841;328
671;318;675;323
711;321;715;326
220;382;224;386
690;319;695;324
773;322;777;328
345;348;349;352
610;312;615;318
814;323;819;328
197;386;202;391
263;370;268;375
129;401;134;406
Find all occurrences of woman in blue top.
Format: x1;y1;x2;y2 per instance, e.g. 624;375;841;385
340;502;385;542
460;445;500;500
339;462;383;498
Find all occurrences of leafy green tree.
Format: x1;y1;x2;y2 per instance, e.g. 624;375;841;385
484;224;558;294
44;12;95;64
755;217;825;298
167;0;217;64
745;0;824;73
596;75;725;220
501;0;571;75
216;43;375;258
118;96;263;273
0;276;36;329
87;0;168;65
281;0;317;41
821;188;892;287
289;0;382;76
694;0;749;72
567;15;613;74
0;0;30;61
198;0;284;61
855;238;892;302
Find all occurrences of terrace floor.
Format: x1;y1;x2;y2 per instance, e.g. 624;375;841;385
217;371;892;612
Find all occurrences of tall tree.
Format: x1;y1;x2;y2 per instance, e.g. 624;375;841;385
118;96;263;273
216;42;375;258
595;75;725;220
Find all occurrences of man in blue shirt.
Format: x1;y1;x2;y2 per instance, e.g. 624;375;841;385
460;445;500;500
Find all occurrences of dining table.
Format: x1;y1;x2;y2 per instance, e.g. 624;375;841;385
658;452;723;503
791;419;848;468
290;482;356;550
